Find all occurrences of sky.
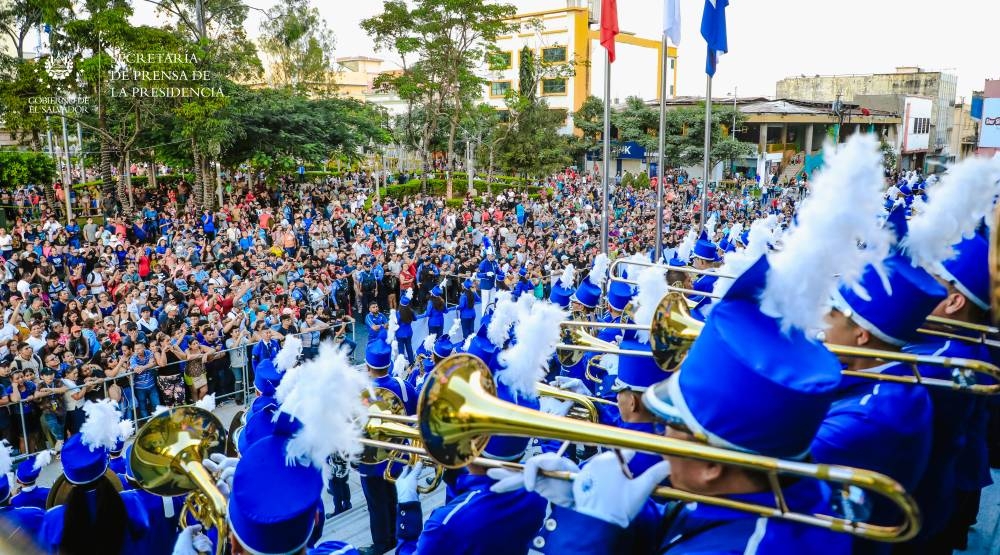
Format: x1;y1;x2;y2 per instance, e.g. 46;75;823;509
129;0;999;102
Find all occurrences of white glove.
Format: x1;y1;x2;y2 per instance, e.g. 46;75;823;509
572;451;670;528
395;462;424;504
539;396;573;417
488;453;580;509
487;272;494;277
204;453;238;497
172;524;213;555
551;376;592;396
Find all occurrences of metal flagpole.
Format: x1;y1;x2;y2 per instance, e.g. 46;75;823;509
60;109;74;224
601;51;611;255
701;75;712;233
655;33;668;263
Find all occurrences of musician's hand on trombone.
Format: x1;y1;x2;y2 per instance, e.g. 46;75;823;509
539;396;573;417
551;376;591;396
171;524;214;555
573;451;670;528
203;453;239;497
395;461;425;504
488;452;579;509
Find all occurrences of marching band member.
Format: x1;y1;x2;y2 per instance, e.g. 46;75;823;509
600;280;635;343
457;279;481;340
513;135;884;555
394;301;566;554
10;451;54;510
477;240;500;309
687;231;721;303
570;253;609;321
120;444;186;555
359;338;418;555
894;157;1000;554
107;419;135;480
40;400;151;554
818;204;938;555
420;285;448;337
511;267;536;300
0;443;45;544
188;340;369;555
395;289;417;365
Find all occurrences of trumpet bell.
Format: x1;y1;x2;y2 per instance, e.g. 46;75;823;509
557;327;619;367
418;354;495;468
130;406;227;497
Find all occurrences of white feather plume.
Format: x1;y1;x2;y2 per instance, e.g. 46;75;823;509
422;333;437;352
80;399;123;451
447;317;461;339
903;157;1000;269
675;227;698;262
487;292;519;347
462;334;475;351
31;449;53;472
762;136;893;333
633;266;671;343
0;441;11;477
277;340;369;468
387;310;398;345
727;222;744;244
497;302;567;398
705;214;718;240
153;405;169;416
195;393;216;413
587;253;610;287
404;288;414;301
558;264;576;289
391;354;408;378
117;419;135;443
274;334;303;372
710;216;781;304
438;278;447;291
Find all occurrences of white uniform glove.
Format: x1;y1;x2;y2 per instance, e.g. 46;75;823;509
572;451;670;528
551;376;592;396
395;462;424;504
487;272;494;277
172;524;214;555
539;396;573;417
203;453;239;497
488;453;580;509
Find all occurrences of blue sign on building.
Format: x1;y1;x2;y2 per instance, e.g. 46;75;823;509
586;141;647;161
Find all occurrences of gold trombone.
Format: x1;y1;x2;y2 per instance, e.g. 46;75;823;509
360;387;443;494
129;407;230;555
413;354;921;543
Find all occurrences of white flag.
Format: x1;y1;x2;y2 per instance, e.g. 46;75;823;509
664;0;681;45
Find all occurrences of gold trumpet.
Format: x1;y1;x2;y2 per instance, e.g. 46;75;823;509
360;387;443;494
416;354;920;543
535;382;615;422
130;407;230;555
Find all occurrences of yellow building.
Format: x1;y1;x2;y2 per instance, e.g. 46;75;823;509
333;56;387;101
482;3;676;134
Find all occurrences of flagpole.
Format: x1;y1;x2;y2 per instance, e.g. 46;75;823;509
654;33;668;263
601;51;611;255
701;75;712;233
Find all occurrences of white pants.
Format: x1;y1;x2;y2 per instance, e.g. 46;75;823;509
481;288;494;311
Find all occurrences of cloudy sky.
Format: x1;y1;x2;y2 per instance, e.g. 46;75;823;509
129;0;997;102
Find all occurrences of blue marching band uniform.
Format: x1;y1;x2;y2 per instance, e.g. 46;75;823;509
5;152;1000;555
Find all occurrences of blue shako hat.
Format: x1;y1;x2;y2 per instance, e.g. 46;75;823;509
228;435;322;555
365;339;392;370
572;280;601;308
612;338;666;393
61;433;110;485
643;256;843;459
254;359;282;397
935;233;990;310
433;335;454;359
238;408;302;454
832;206;947;346
249;394;278;417
606;280;636;312
691;229;721;262
16;453;48;484
431;286;443;297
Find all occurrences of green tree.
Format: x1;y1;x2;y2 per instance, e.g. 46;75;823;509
259;0;336;92
0;151;57;189
612;96;658;151
518;46;534;98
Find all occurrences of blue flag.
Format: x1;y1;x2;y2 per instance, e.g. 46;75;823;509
700;0;729;76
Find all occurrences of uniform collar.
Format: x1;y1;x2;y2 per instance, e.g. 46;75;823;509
454;473;496;496
838;361;907;389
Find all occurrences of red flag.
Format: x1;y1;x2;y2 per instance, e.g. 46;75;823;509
600;0;619;63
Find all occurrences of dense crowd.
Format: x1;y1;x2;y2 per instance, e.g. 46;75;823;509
0;167;801;462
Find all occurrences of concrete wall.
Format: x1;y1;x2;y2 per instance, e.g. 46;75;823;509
777;71;956;153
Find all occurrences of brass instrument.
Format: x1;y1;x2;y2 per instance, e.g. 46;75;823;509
609;257;735;281
361;387;443;493
130;407;229;555
416;354;921;543
992;202;1000;326
536;382;615;422
559;292;702;372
